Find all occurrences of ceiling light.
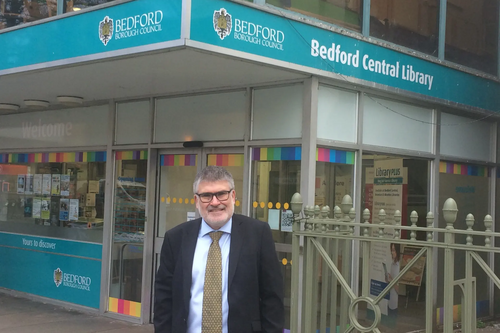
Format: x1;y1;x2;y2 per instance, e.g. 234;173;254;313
0;103;20;111
24;100;50;109
57;96;83;106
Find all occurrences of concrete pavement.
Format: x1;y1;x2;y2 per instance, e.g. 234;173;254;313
0;292;154;333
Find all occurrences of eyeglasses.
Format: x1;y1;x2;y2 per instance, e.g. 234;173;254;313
195;189;233;203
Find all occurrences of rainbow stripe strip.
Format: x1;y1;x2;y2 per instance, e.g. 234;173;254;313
108;297;141;317
252;147;301;161
160;154;197;166
316;148;354;164
439;162;488;177
207;154;244;167
0;152;106;163
116;151;148;161
436;299;488;325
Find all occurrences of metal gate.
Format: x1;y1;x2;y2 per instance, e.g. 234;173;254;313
289;193;500;333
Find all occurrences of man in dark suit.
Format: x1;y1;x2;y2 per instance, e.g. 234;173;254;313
154;166;284;333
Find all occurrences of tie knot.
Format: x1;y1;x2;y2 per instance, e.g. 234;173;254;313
209;231;223;242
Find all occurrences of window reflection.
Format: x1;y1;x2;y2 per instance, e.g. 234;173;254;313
370;0;439;56
64;0;113;13
251;158;300;245
266;0;362;32
445;0;498;75
0;0;114;30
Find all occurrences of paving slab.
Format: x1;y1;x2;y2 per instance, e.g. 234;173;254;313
0;292;154;333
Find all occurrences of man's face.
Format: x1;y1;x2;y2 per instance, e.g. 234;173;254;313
195;180;235;229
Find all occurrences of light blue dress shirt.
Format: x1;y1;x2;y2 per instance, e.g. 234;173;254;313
187;218;232;333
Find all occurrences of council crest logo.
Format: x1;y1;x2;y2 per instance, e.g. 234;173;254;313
54;268;63;287
213;8;232;40
99;16;114;46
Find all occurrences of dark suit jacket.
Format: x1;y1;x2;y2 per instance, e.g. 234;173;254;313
154;214;284;333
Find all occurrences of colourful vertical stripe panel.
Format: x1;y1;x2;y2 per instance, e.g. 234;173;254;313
252;147;301;161
207;154;244;166
315;148;354;165
116;151;148;161
439;162;488;177
160;154;197;166
0;152;106;163
108;297;141;317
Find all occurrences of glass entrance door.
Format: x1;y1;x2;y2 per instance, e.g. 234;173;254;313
152;148;244;316
108;150;148;318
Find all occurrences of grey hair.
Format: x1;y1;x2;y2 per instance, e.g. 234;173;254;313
193;166;235;193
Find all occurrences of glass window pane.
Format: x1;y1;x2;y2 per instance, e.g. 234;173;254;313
116;100;150;145
437;161;490;311
362;95;433;152
317;85;357;143
155;91;246;143
0;151;106;243
252;85;302;140
445;0;498;75
157;154;198;237
109;152;147;310
360;154;429;332
266;0;362;32
0;0;55;30
65;0;114;13
250;147;301;244
315;149;354;208
440;112;492;161
250;146;302;333
206;154;243;215
370;0;439;56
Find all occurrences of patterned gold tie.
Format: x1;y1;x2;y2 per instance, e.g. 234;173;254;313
202;231;223;333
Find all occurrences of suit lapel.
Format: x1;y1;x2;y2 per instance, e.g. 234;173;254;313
228;215;243;288
182;218;201;313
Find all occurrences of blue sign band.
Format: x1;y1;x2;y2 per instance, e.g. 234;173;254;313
0;232;102;259
191;0;500;112
0;232;102;308
0;0;182;71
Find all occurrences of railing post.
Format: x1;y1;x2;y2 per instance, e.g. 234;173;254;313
464;213;476;333
362;208;371;299
319;207;330;333
425;212;435;333
290;193;303;333
329;206;340;332
340;195;353;331
443;198;458;333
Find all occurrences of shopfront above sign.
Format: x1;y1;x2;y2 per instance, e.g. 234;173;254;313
190;0;500;112
0;105;109;149
0;0;182;71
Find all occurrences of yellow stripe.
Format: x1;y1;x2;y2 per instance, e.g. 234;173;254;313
260;148;267;160
208;155;216;166
108;297;118;313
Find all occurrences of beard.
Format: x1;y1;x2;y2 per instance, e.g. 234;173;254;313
201;204;234;229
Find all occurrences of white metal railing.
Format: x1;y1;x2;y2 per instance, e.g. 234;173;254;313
289;193;500;333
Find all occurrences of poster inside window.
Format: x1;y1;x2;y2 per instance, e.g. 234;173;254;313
0;152;106;243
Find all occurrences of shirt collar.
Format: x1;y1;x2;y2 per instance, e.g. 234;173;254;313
200;217;233;237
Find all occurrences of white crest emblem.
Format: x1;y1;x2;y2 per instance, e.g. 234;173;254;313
54;268;63;287
213;8;232;40
99;16;114;46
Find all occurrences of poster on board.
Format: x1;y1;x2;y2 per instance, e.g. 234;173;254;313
32;197;42;218
60;175;70;197
33;174;42;195
51;174;61;196
399;245;425;287
368;159;407;322
42;174;51;195
25;174;33;194
17;175;25;194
